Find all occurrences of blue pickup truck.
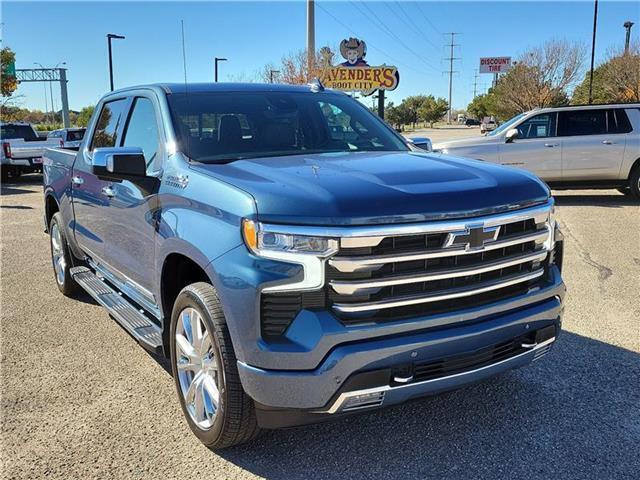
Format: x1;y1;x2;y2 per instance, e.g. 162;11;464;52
43;83;565;449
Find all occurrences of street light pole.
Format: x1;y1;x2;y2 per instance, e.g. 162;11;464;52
214;57;227;82
269;70;280;83
50;62;66;124
588;0;598;104
33;62;49;124
107;33;125;91
624;21;635;54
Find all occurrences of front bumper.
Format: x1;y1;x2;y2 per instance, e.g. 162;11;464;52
238;286;564;420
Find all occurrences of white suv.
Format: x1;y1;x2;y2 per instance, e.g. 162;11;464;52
433;104;640;198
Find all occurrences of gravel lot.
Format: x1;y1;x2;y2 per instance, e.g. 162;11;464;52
1;173;639;480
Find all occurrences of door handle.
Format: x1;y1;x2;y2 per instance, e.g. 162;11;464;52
71;176;84;185
602;140;614;145
544;143;559;148
101;186;116;198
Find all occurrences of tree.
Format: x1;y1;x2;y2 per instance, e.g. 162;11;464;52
1;47;18;98
260;47;332;85
76;106;95;127
572;43;640;104
402;95;428;128
384;102;412;131
417;95;449;127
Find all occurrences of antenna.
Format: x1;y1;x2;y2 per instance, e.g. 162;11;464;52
180;20;191;161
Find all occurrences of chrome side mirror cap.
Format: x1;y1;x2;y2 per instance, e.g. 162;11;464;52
92;147;147;179
505;128;519;143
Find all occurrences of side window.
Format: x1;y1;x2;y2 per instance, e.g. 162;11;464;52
90;99;128;151
122;97;161;171
610;109;632;134
516;113;556;139
558;109;607;136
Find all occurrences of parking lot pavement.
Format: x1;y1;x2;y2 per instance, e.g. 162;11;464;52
1;176;639;480
405;125;483;143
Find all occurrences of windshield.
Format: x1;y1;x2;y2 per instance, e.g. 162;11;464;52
167;91;408;163
0;125;38;141
487;112;527;136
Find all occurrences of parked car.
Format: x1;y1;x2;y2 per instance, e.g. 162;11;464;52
480;118;497;134
405;136;433;152
43;83;565;449
465;118;481;127
47;128;86;150
433;104;640;197
1;122;60;180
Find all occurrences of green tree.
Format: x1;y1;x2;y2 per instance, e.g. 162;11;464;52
572;44;640;104
76;106;95;127
417;95;449;127
402;95;428;128
1;47;18;98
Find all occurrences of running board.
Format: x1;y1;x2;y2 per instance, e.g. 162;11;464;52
70;266;163;354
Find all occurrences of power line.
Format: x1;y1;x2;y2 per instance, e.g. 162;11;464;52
354;1;440;72
317;2;433;76
443;32;462;124
392;1;440;52
416;3;443;36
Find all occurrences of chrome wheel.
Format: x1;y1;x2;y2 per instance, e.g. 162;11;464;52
50;223;66;286
175;307;220;430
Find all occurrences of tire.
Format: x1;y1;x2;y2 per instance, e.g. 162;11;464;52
1;167;8;183
170;282;260;449
49;212;81;296
629;167;640;199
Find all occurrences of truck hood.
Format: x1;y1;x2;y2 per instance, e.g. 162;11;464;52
433;135;501;151
191;151;549;226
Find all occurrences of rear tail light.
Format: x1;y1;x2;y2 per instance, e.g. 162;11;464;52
2;142;11;158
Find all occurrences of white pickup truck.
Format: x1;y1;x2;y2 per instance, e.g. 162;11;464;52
1;122;61;181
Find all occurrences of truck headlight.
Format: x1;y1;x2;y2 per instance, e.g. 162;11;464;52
242;219;338;292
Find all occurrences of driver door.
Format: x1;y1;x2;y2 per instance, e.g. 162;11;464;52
498;113;562;181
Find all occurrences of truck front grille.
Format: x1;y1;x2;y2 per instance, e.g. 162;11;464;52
327;208;552;325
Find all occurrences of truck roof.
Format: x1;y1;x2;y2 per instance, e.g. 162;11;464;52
109;82;338;96
528;102;640;114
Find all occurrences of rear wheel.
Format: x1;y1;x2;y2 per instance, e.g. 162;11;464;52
170;282;260;449
49;212;81;296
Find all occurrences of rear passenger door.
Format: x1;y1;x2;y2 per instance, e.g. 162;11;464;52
559;108;627;181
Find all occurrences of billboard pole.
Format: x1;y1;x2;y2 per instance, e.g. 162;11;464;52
307;0;315;79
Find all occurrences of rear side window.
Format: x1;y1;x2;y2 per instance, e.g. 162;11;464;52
558;109;607;136
122;97;161;172
90;99;128;151
1;125;38;141
608;109;633;134
67;130;85;141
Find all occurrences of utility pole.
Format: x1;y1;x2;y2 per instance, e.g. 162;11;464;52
307;0;315;79
214;57;227;82
269;69;280;83
443;33;461;124
472;69;479;98
33;63;49;124
107;33;125;91
624;21;634;54
588;0;598;104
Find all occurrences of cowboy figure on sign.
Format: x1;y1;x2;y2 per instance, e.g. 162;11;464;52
339;37;369;67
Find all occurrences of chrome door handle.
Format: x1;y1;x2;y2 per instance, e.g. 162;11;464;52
602;140;614;145
101;186;116;198
544;143;559;148
71;176;84;185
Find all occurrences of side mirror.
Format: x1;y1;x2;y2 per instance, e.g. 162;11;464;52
92;147;147;180
505;128;519;143
407;137;433;152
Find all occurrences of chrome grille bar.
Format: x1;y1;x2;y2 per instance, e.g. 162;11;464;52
329;228;549;273
332;269;545;314
330;249;548;296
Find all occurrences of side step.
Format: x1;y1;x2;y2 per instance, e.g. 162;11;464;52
70;266;163;354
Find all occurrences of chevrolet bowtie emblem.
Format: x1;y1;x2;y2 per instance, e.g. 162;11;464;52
445;225;501;250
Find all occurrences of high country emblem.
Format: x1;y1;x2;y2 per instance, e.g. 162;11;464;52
445;225;501;250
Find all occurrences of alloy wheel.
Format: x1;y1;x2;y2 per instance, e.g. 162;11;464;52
175;307;221;430
50;223;66;286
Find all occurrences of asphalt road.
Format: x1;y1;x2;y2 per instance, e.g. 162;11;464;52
1;175;639;480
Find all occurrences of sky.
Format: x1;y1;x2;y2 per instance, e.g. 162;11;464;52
3;0;639;112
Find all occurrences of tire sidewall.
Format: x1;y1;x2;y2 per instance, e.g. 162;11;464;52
49;213;76;295
169;286;228;445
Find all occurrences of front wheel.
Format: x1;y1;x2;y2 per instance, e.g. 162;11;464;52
170;282;260;449
629;168;640;199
